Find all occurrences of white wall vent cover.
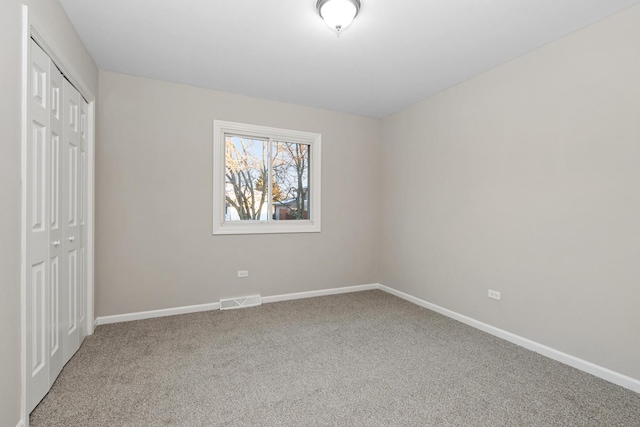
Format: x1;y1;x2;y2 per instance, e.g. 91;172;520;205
220;295;262;310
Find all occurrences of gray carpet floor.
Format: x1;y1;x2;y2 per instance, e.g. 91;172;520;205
30;290;640;426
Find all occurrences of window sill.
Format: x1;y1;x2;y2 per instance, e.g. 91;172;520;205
213;220;321;235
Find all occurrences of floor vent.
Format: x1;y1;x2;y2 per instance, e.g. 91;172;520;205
220;295;262;310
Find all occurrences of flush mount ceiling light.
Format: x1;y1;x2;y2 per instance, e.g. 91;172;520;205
317;0;361;36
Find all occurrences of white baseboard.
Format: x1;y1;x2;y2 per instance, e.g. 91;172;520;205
94;283;378;326
262;283;378;304
95;301;221;326
377;283;640;394
16;419;25;427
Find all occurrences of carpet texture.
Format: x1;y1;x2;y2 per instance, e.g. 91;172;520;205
30;290;640;426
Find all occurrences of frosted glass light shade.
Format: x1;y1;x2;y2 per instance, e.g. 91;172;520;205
317;0;361;35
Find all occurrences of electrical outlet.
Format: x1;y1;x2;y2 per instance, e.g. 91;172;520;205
237;270;249;278
488;289;501;300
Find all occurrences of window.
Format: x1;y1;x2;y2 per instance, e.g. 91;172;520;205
213;120;321;235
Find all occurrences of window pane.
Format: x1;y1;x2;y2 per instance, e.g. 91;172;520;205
272;141;310;221
224;135;270;221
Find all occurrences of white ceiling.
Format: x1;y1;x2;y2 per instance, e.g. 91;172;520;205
59;0;640;118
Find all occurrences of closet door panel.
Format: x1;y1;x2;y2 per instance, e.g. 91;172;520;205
49;63;65;381
62;79;81;364
27;39;51;412
79;99;89;340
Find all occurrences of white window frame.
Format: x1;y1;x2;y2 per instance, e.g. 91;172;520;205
213;120;322;235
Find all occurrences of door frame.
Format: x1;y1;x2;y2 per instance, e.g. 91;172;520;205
20;5;96;424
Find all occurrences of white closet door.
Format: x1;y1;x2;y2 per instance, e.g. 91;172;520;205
62;78;81;363
27;39;52;411
27;38;90;413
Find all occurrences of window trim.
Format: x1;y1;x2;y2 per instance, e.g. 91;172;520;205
213;120;322;235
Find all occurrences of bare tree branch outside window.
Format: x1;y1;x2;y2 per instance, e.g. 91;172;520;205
225;136;268;220
224;136;310;221
273;142;309;220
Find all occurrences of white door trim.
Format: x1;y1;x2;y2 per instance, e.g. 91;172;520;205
20;6;30;425
20;5;96;425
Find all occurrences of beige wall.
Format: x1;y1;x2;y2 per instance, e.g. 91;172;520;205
380;5;640;380
0;2;24;424
96;71;380;317
0;1;97;425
